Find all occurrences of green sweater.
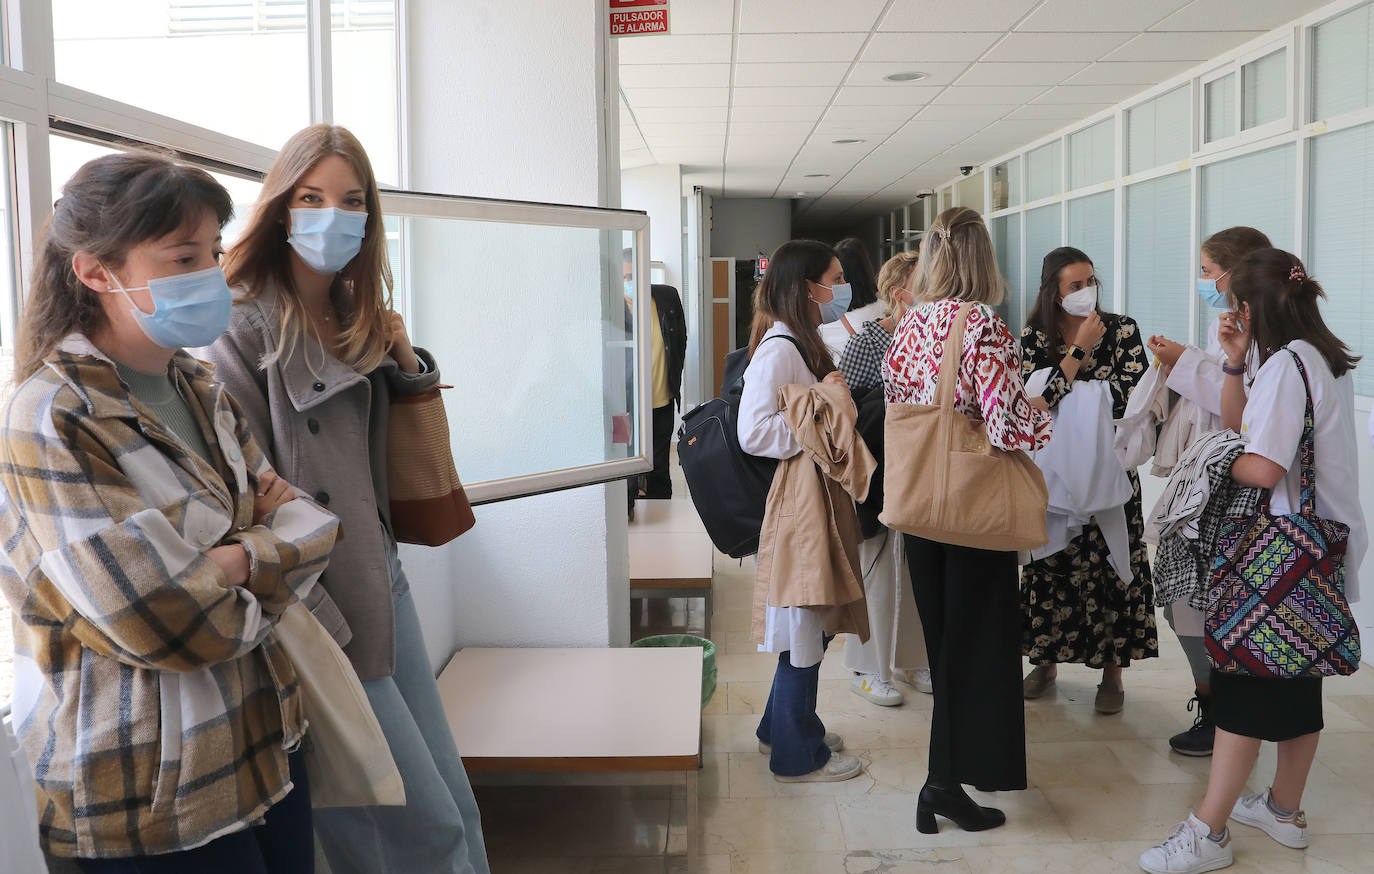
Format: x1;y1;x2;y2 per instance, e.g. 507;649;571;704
114;360;213;464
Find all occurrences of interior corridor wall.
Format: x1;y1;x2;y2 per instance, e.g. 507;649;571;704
709;197;792;260
621;163;683;290
400;0;629;672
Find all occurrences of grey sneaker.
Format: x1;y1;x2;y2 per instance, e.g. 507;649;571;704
773;753;863;783
759;731;842;756
1022;665;1056;699
1095;682;1125;714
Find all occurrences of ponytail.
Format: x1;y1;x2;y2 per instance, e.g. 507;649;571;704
1230;248;1359;378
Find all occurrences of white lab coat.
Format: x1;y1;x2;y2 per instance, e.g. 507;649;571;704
738;321;829;668
1025;373;1135;584
1;721;45;874
819;301;885;360
1166;315;1259;431
842;530;927;681
1243;340;1367;602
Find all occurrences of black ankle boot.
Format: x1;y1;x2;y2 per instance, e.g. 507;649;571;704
1168;695;1214;757
915;781;1006;834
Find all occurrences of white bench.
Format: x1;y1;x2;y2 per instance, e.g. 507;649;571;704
629;500;716;636
437;646;703;870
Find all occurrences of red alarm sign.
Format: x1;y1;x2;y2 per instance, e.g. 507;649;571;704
610;0;669;37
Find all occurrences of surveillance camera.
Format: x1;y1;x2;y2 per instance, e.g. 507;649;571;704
915;189;935;199
960;165;975;176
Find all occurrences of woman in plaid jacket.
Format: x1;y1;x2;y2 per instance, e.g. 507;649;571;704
0;152;339;872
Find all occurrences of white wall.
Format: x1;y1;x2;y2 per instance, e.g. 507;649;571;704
621;163;683;290
710;197;792;260
402;0;629;671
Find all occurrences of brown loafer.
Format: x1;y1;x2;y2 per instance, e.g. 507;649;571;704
1022;665;1056;699
1095;682;1125;714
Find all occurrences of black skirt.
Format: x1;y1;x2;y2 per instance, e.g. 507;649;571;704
1210;670;1323;742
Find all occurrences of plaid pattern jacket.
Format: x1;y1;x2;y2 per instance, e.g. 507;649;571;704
0;336;339;859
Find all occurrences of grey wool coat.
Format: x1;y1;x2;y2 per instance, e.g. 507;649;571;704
199;281;441;680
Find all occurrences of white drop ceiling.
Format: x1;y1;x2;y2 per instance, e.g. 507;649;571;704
617;0;1331;229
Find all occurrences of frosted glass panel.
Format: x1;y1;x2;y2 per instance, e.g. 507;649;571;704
1067;191;1115;303
1069;119;1115;189
992;213;1023;334
1242;48;1287;130
1198;143;1295;341
1308;122;1374;394
1312;2;1374;121
1127;85;1191;174
1205;73;1236;143
993;159;1021;210
1125;173;1192;347
1027;141;1062;202
1024;203;1062;300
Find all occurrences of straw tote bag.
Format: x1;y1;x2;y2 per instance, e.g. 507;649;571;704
388;387;476;546
879;302;1049;552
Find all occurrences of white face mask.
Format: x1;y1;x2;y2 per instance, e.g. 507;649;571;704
1060;284;1098;318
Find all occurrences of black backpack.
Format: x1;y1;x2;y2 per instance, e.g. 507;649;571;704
677;335;801;558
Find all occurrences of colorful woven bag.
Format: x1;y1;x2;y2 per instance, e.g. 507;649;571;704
1204;349;1361;678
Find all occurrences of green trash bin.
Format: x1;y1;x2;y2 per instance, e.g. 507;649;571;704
631;634;717;709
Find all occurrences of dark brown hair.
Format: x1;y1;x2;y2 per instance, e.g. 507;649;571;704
1230;248;1358;378
1025;246;1110;355
17;150;233;382
748;239;837;378
1201;226;1272;272
834;237;879;310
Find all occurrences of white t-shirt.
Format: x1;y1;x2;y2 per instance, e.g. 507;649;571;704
1242;340;1367;602
819;301;885;359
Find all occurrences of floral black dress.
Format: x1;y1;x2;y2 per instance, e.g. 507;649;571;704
1020;314;1159;668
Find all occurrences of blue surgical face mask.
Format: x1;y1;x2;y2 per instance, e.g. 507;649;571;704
1198;271;1230;309
288;207;367;274
105;264;233;349
812;281;853;324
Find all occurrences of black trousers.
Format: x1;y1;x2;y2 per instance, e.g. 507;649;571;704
904;535;1027;791
644;403;675;499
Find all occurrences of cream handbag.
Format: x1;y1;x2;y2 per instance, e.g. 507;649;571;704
274;602;407;809
879;301;1049;552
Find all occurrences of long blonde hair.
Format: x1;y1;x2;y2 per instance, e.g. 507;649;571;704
223;125;392;373
912;207;1004;307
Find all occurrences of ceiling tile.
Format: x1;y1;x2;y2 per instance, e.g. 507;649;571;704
1064;60;1192;86
739;0;887;33
1152;0;1330;32
1007;102;1113;119
862;31;1002;62
1033;83;1148;104
845;62;970;88
620;150;657;170
882;0;1039;32
665;0;735;34
983;32;1135;62
824;104;925;121
619;64;731;88
638;122;728;136
832;86;944;106
1019;0;1192;32
814;121;907;139
914;103;1018;123
932;85;1049;105
736;32;869;63
732;86;837;105
623;87;730;107
955;61;1089;87
633;106;729;124
733;62;851;87
731;105;823;122
617;34;733;64
728;121;817;137
1103;31;1264;61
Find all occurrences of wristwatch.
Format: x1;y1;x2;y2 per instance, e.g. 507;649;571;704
1067;344;1087;362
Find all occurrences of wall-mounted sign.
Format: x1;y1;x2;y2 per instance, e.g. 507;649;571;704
610;0;669;37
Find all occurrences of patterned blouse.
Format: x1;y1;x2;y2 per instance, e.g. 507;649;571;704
883;299;1052;453
1019;313;1148;419
839;319;894;393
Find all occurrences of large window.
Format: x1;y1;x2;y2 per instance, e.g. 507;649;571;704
1027;141;1062;202
1308;121;1374;394
1204;73;1237;144
1312;1;1374;121
956;171;985;214
1067;191;1115;303
331;0;400;184
1024;203;1062;293
992;213;1022;333
1241;48;1287;131
1127;85;1191;174
992;158;1021;211
1125;172;1192;346
1069;119;1114;190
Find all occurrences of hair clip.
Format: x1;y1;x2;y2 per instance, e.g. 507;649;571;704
1288;265;1306;282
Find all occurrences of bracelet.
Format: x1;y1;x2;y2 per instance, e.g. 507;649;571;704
1221;360;1247;376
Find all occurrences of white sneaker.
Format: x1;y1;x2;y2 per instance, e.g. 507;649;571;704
910;667;934;694
851;674;904;706
1230;790;1308;849
758;732;842;756
773;753;863;783
1139;814;1233;874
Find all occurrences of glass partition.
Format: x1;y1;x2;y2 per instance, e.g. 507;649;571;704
379;191;651;504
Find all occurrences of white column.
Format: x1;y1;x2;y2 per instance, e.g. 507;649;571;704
400;0;630;667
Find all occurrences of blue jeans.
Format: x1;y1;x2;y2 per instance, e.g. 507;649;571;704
314;542;490;874
755;638;832;777
76;752;312;874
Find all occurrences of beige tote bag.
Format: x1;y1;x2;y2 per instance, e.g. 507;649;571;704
879;302;1049;552
274;603;407;809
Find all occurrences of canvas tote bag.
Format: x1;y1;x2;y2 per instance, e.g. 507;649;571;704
879;301;1049;552
388;387;476;547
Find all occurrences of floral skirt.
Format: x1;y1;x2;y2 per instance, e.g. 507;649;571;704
1022;470;1159;668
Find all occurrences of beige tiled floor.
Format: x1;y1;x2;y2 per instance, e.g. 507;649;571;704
476;476;1374;873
